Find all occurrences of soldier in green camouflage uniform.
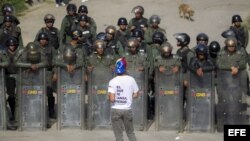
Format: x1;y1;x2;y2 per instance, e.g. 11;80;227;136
148;31;167;76
230;15;249;49
36;32;57;120
0;15;24;49
86;39;115;74
174;33;193;122
116;17;130;51
77;5;97;35
15;42;48;127
4;37;23;130
124;38;148;72
154;42;181;76
123;37;150;119
0;40;10;129
57;29;86;73
131;28;149;55
0;3;20;26
216;37;249;131
144;15;166;45
128;5;148;33
105;25;124;59
35;14;60;50
76;15;96;56
60;3;78;45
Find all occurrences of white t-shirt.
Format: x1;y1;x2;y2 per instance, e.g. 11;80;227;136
108;75;139;110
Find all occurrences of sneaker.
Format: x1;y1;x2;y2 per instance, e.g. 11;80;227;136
82;0;88;2
61;2;66;6
56;4;59;7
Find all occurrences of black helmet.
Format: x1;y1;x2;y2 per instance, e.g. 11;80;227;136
131;28;144;39
2;3;14;14
196;33;209;42
78;5;88;14
232;14;242;23
152;31;166;45
44;14;55;23
37;32;49;41
93;39;106;49
149;15;161;24
174;33;190;46
96;32;107;41
117;17;128;26
67;4;77;13
209;41;221;53
3;15;13;22
132;5;144;15
78;15;89;22
195;44;208;55
26;42;41;63
127;38;140;48
6;37;19;52
209;41;220;58
221;29;236;38
63;47;76;65
71;29;82;40
6;37;18;46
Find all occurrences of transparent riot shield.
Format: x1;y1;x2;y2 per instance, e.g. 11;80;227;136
0;68;7;130
18;68;47;131
187;71;215;132
155;69;183;131
126;64;148;131
216;70;248;132
88;66;113;130
57;67;85;130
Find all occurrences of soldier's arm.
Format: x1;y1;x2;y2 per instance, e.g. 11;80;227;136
188;57;199;73
59;17;68;45
0;51;9;67
244;25;249;48
15;56;32;68
153;56;163;69
17;27;24;48
117;41;124;57
36;54;48;68
34;29;42;42
238;49;248;69
144;29;152;44
89;17;97;35
127;19;134;30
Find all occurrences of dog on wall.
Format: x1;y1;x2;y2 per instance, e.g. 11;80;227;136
178;3;195;21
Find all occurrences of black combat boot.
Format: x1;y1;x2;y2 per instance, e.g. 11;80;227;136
48;96;56;119
7;121;17;131
8;97;16;121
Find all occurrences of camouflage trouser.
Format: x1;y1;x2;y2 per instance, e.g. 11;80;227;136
111;109;137;141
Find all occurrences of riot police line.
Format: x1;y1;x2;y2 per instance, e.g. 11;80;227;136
0;3;249;132
0;37;249;132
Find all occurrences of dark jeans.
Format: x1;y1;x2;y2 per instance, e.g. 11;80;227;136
111;109;137;141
